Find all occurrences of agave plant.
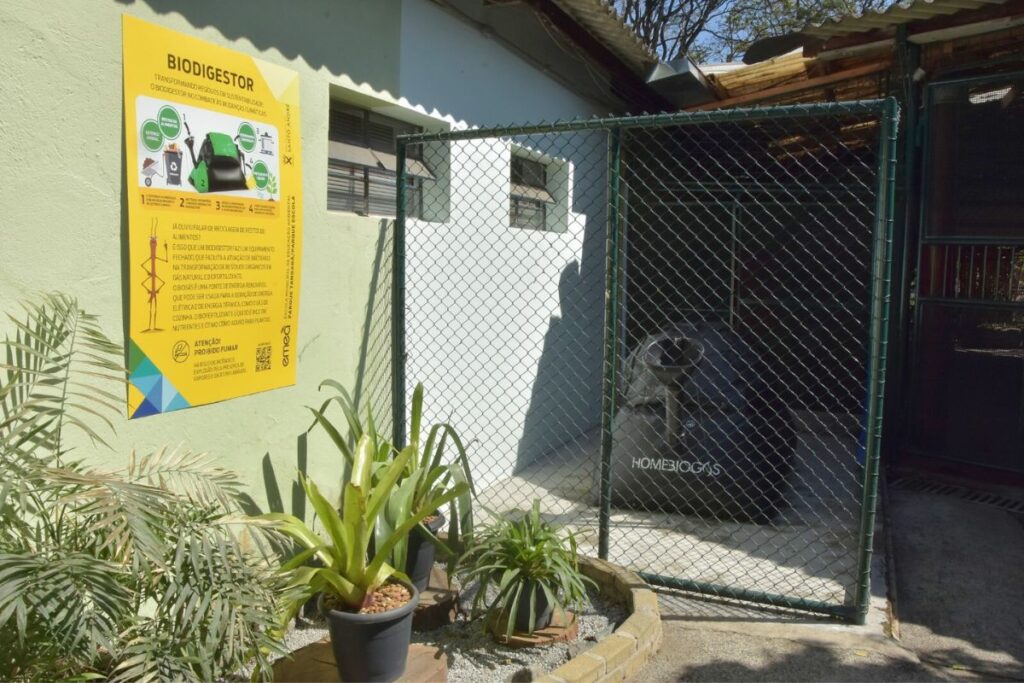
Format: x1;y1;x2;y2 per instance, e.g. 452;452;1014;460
307;380;475;572
0;294;283;682
457;500;594;637
252;433;469;618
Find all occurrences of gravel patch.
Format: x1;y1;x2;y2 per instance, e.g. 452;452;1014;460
415;571;628;683
280;616;330;654
227;613;329;681
233;567;628;683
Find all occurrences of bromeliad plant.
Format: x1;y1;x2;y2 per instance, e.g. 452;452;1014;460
252;432;469;618
307;381;475;573
457;500;595;637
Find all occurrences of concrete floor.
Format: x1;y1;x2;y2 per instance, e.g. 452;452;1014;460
635;613;952;682
627;479;1024;682
478;413;869;608
474;402;1024;683
888;485;1024;681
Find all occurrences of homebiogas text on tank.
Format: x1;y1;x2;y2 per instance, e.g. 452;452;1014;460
630;457;724;477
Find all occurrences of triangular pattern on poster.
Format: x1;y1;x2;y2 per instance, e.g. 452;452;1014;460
127;345;189;418
131;372;161;398
166;393;191;412
160;374;179;410
132;397;161;419
144;376;164;410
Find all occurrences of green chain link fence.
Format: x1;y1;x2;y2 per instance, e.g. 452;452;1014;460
388;99;898;622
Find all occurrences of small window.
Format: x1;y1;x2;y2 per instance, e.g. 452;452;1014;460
327;103;434;218
510;155;555;231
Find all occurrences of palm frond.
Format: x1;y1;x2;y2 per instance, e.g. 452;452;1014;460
0;295;283;681
50;467;172;568
0;293;124;472
127;446;243;512
115;521;284;683
0;550;132;669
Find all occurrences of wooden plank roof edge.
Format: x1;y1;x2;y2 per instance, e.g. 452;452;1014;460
686;61;891;111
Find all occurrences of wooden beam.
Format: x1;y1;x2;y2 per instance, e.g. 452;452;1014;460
686;61;890;111
817;38;894;61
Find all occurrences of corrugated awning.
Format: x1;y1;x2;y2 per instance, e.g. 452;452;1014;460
328;140;435;180
328;140;377;167
551;0;657;75
510;183;556;204
373;150;436;180
802;0;1009;38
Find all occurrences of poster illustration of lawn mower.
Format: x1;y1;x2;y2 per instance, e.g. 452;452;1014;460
134;95;280;200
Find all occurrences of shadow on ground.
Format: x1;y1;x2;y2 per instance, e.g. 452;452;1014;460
635;622;951;682
889;486;1024;681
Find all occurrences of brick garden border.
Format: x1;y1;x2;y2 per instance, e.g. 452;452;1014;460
537;558;662;683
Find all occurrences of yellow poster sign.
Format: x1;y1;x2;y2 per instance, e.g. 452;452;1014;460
122;16;302;418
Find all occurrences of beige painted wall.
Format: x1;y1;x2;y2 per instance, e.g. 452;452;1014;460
0;0;605;511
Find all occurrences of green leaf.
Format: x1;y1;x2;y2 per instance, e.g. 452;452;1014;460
307;406;352;467
301;475;352;569
409;383;424;454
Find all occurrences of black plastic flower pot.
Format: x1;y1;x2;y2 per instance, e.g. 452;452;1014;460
321;582;420;682
405;512;446;592
513;581;553;633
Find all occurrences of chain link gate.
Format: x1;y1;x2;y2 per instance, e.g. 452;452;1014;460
391;99;898;622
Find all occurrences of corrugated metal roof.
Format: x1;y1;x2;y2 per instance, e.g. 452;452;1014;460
804;0;1008;38
551;0;658;74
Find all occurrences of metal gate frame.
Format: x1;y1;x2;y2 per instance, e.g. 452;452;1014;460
392;98;899;623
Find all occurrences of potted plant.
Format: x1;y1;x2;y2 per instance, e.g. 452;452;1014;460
386;383;474;590
309;381;474;592
457;500;594;638
254;435;468;682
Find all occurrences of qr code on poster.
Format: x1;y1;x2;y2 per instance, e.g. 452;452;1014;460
255;343;272;372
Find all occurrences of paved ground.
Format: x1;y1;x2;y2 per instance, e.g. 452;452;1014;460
630;585;950;683
630;481;1024;683
638;618;951;682
888;486;1024;681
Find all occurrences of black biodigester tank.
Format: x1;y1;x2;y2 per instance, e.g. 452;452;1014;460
610;323;796;521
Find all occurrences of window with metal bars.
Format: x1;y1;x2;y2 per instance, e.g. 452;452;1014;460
327;102;434;218
509;154;555;231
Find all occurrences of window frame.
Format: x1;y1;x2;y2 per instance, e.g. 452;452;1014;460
509;154;554;232
327;102;428;218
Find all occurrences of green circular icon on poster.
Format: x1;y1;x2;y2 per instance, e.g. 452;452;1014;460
236;122;257;152
157;105;181;139
252;160;270;189
140;119;163;152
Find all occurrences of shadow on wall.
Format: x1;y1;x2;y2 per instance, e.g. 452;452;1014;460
515;131;610;473
240;218;393;517
515;258;602;470
351;219;395;430
114;0;403;99
238;438;308;520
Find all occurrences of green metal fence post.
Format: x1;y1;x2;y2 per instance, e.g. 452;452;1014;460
854;97;900;625
598;126;623;560
883;25;920;467
392;140;408;449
